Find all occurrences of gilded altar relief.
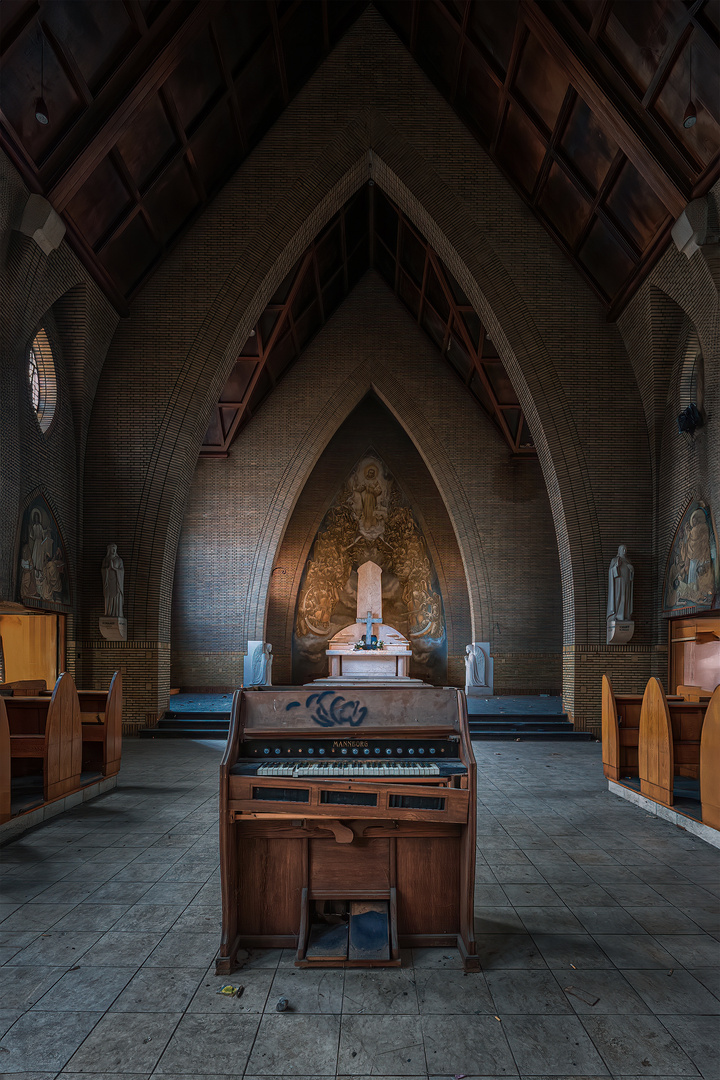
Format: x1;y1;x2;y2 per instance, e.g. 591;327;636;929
663;499;718;613
294;456;446;683
17;494;71;610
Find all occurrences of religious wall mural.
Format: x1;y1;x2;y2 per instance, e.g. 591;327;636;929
17;494;71;609
293;455;446;684
663;499;718;612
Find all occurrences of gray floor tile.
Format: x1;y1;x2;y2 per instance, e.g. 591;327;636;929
555;969;650;1014
622;968;720;1015
7;931;102;967
0;1009;23;1037
475;907;527;934
109;903;184;932
654;934;720;967
624;906;706;935
187;967;273;1013
415;968;494;1013
581;1014;700;1075
492;864;547;884
31;965;134;1012
65;1010;181;1073
143;931;218;968
486;969;573;1013
660;1014;720;1079
265;968;344;1014
517;907;585;935
342;968;418;1013
248;1014;341;1075
594;935;678;969
501;1013;609;1075
689;967;720;999
0;903;76;931
422;1013;517;1075
0;1010;102;1071
532;934;614;970
134;882;203;905
601;883;668;906
0;966;65;1008
475;934;547;970
52;903;129;932
80;931;162;967
338;1014;424;1075
571;907;646;935
157;1012;255;1074
502;884;565;906
83;881;153;905
411;947;463;969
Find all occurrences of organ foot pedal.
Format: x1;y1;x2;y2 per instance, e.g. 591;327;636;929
298;892;399;966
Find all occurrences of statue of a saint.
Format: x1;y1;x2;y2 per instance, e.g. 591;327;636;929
607;545;634;621
250;642;272;686
102;544;125;618
351;463;388;539
465;644;486;690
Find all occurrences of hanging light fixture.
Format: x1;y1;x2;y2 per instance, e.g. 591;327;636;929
34;28;49;125
683;43;697;129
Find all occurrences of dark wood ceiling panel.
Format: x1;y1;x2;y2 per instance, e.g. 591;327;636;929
2;0;717;318
497;102;547;194
513;31;569;132
653;28;720;167
456;40;502;140
604;159;670;251
42;1;137;94
0;25;83;162
142;157;200;246
466;0;519;73
163;28;223;133
538;160;593;246
578;216;635;297
414;0;460;92
217;1;272;76
189;99;241;195
115;93;178;190
559;94;620;192
602;0;686;93
65;156;133;249
234;31;284;144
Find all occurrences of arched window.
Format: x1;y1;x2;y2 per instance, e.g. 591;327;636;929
27;328;57;433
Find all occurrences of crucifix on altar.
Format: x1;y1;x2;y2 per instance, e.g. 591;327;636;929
357;609;382;648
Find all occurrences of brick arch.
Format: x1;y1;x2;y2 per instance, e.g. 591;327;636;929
86;121;649;725
242;358;492;647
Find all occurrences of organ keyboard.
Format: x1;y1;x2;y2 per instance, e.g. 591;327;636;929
217;686;479;972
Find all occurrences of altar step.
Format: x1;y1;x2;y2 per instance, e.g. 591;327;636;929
469;714;594;741
138;710;230;739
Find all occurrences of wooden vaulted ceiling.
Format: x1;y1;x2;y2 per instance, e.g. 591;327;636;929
201;183;536;459
1;1;718;319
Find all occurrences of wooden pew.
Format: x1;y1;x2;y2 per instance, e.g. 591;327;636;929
0;679;48;697
5;672;82;803
638;677;708;807
700;687;720;830
676;684;714;703
78;672;123;777
0;695;10;823
601;675;682;782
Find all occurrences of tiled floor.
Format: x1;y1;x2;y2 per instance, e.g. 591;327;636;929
1;737;718;1079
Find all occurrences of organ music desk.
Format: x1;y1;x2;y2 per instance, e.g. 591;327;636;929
217;687;479;971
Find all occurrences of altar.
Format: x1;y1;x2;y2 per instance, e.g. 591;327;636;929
307;560;426;687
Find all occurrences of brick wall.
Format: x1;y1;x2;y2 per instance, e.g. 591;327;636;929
171;278;563;694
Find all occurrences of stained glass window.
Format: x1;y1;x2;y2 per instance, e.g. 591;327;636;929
27;329;57;433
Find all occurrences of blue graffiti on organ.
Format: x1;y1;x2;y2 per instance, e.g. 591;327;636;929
284;691;368;728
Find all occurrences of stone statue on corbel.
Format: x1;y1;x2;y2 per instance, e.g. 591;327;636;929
606;544;635;644
244;641;273;687
99;544;127;641
464;643;493;696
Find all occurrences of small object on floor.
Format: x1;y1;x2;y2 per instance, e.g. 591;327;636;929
667;969;674;976
276;996;289;1012
234;985;244;998
216;984;241;996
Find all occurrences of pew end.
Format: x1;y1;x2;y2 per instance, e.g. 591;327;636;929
700;687;720;830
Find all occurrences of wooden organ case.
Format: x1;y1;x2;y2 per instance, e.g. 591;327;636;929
217;687;479;971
